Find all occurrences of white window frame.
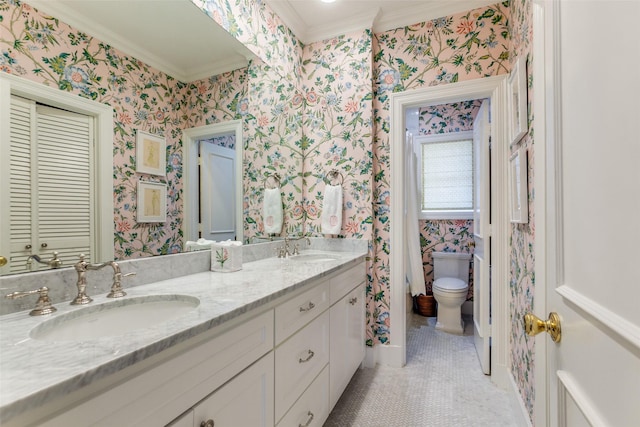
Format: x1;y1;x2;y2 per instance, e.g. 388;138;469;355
415;131;474;220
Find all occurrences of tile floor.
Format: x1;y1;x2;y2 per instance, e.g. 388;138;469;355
324;314;517;426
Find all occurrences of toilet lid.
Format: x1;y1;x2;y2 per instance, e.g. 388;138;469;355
433;277;468;292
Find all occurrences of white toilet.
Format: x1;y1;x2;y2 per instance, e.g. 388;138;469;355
432;251;471;334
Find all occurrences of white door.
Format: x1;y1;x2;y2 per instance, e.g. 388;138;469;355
200;141;236;241
472;100;491;375
538;1;640;425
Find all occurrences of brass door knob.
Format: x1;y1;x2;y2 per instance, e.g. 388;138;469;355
0;256;6;267
524;312;562;343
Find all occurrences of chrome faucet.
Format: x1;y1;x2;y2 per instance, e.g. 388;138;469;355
26;251;63;269
72;254;135;305
280;235;311;257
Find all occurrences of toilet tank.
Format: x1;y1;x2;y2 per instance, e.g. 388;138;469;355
432;251;471;283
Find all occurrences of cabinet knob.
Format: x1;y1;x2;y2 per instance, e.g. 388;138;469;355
200;420;214;427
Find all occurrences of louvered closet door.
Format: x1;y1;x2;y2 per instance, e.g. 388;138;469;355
8;96;93;273
8;96;34;273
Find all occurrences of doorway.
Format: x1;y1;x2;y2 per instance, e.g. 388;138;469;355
182;121;243;245
387;76;512;389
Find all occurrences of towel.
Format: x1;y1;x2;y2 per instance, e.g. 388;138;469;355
263;187;283;235
184;238;215;252
321;184;343;235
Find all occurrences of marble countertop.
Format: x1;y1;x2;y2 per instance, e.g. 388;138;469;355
0;250;367;424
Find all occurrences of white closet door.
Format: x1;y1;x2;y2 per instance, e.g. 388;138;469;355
5;96;93;273
8;96;34;273
36;104;93;263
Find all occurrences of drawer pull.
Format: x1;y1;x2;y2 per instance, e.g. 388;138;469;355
349;297;358;305
200;420;214;427
299;349;315;363
299;301;315;312
299;411;314;427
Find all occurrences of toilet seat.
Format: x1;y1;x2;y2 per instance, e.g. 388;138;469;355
433;277;468;293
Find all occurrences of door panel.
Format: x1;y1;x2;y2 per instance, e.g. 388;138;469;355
200;142;236;241
543;1;640;425
472;99;491;375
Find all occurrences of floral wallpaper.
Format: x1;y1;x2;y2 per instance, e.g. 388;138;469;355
509;0;535;422
243;58;304;239
419;100;482;134
371;3;511;344
300;30;375;342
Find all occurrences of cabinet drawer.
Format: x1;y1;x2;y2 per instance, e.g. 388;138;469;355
277;366;329;427
275;282;329;344
192;353;274;427
275;310;329;422
329;261;366;306
42;310;274;427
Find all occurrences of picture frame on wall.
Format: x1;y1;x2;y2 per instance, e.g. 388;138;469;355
509;146;528;224
136;130;166;176
137;181;167;223
508;56;528;146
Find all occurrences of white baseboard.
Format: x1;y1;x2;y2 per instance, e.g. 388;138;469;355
365;343;405;368
508;373;534;427
363;346;377;368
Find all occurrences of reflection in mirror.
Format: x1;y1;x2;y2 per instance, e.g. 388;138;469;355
0;0;304;276
183;121;243;245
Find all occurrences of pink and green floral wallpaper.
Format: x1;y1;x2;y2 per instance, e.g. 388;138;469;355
3;0;537;422
370;4;511;344
509;0;535;421
418;100;482;134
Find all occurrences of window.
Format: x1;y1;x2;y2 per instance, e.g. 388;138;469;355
416;131;474;220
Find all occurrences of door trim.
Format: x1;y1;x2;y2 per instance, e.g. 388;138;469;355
388;75;511;389
182;121;243;244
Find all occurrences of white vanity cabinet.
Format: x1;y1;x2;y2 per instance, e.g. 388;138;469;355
329;263;367;409
6;258;367;427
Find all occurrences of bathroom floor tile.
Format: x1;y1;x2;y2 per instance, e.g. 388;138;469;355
324;314;518;426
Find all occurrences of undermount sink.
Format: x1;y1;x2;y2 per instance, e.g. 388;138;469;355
288;252;341;263
30;295;200;341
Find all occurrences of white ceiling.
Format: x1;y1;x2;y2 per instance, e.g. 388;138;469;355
25;0;497;82
265;0;498;44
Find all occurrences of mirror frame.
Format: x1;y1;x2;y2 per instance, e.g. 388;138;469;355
182;120;244;244
0;73;114;274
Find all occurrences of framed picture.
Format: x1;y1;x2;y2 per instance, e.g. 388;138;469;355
508;56;528;146
136;130;166;176
509;146;528;224
137;181;167;223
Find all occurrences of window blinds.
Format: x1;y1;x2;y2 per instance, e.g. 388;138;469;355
421;139;473;211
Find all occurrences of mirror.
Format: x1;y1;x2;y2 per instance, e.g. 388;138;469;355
0;0;304;276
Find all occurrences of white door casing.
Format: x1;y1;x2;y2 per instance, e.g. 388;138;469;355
535;1;640;425
389;76;511;390
200;142;236;241
473;99;491;375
